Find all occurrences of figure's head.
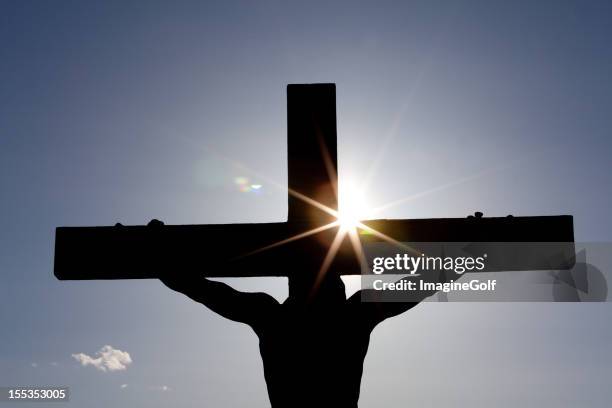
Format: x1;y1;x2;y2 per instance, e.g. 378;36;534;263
288;272;346;304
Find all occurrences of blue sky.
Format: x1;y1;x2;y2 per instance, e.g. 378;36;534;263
1;1;611;407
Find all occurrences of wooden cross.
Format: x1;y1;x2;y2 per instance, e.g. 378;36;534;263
54;84;575;281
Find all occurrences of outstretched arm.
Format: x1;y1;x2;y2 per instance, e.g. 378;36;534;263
160;273;278;327
149;219;278;327
349;271;457;328
348;279;426;328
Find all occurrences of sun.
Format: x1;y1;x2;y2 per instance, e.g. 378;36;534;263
337;184;370;232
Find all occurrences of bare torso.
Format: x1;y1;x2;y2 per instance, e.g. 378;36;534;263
255;302;373;408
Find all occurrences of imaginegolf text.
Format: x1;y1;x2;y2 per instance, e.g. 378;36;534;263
373;279;498;293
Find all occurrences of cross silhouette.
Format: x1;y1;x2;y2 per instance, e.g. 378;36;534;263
54;83;574;281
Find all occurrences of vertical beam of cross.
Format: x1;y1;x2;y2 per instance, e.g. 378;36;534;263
287;84;338;224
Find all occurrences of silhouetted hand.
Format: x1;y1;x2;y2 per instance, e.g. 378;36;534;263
145;219;185;291
159;270;192;294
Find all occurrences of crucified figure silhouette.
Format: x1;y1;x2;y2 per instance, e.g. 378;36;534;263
160;272;422;408
158;224;433;408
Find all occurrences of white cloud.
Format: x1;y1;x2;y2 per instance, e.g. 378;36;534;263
120;384;128;389
72;345;132;372
30;362;38;368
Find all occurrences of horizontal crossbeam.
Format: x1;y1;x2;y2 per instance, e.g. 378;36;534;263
54;215;574;279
